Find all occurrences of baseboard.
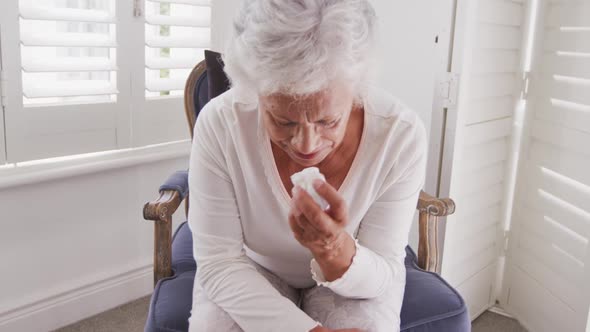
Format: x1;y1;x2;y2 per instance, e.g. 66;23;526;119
470;301;516;322
488;305;516;319
0;264;153;332
470;305;491;321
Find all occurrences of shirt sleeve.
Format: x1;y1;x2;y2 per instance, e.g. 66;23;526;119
310;118;428;299
188;104;319;332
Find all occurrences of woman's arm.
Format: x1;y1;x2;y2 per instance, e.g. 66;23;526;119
307;121;428;299
189;106;318;332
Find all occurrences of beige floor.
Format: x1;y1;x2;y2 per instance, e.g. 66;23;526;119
53;296;527;332
472;311;528;332
52;296;150;332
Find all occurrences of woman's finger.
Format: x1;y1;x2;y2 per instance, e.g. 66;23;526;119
293;187;336;235
297;214;322;234
312;180;348;223
288;213;305;239
290;196;322;233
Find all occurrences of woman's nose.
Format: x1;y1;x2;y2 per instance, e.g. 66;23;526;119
292;125;320;154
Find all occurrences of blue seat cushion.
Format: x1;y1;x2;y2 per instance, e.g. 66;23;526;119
145;269;195;332
171;222;196;274
193;68;208;119
400;249;470;331
146;222;469;332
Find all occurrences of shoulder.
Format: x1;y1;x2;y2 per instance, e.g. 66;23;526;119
361;88;428;197
195;89;234;132
194;89;257;141
364;87;427;157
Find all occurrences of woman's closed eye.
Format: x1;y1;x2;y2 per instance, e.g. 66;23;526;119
276;120;298;127
272;117;339;128
317;119;339;128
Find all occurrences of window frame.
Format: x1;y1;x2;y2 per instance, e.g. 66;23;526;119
1;0;124;163
0;0;197;164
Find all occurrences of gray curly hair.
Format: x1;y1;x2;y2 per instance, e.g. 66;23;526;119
223;0;377;101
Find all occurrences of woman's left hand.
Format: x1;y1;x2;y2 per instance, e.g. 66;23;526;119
288;179;352;262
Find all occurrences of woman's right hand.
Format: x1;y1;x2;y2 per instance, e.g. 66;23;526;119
310;326;363;332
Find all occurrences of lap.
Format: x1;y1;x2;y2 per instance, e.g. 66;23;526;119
301;284;402;332
189;260;402;332
188;280;243;332
188;259;300;332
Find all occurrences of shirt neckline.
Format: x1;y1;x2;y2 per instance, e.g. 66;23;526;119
257;107;369;210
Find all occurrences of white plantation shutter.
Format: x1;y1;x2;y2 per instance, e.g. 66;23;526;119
144;0;210;96
130;0;209;146
0;0;127;162
18;0;118;104
440;0;528;320
503;1;590;331
0;0;206;162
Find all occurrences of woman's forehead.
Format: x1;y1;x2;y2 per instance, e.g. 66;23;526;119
263;97;343;121
260;82;353;117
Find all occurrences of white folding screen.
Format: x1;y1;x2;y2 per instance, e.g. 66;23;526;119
502;1;590;331
440;0;528;320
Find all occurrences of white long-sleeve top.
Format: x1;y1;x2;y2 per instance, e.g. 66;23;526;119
188;87;427;332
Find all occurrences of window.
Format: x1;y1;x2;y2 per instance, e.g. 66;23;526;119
19;0;117;105
144;0;210;97
0;0;211;163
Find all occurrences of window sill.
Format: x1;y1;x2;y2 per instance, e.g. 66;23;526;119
0;140;191;190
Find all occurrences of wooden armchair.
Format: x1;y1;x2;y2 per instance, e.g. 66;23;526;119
143;56;456;287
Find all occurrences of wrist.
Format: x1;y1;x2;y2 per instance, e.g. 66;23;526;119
314;231;352;261
313;233;356;281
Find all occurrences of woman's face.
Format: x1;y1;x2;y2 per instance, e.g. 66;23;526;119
259;82;355;167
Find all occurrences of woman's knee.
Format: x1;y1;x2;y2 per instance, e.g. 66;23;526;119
302;286;399;332
188;302;243;332
189;284;243;332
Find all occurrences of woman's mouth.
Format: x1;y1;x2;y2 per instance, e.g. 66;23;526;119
294;151;320;160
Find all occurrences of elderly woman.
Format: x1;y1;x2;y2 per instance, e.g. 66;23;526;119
187;0;426;331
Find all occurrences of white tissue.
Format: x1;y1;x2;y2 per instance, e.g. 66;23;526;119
290;167;330;211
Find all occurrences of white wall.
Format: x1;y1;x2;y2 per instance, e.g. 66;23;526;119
0;154;189;332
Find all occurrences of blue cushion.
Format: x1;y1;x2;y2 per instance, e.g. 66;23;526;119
204;50;230;101
145;270;195;332
171;222;196;274
159;171;189;201
145;222;469;332
193;70;209;119
401;248;470;331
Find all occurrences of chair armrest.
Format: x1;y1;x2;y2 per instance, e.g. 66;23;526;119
143;171;189;286
416;190;456;273
143;171;188;222
417;191;455;217
159;170;189;200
